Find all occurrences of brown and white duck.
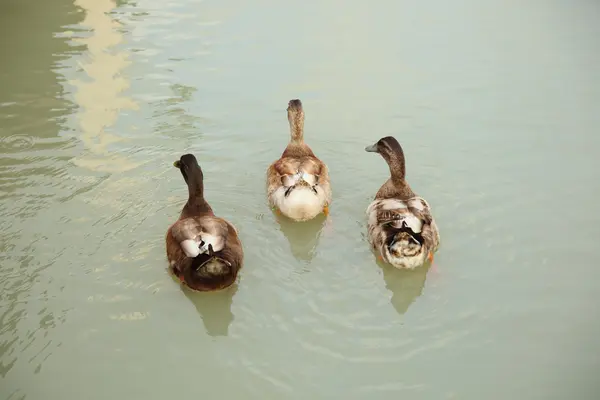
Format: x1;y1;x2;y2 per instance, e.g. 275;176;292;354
266;99;332;221
365;136;440;269
166;154;243;291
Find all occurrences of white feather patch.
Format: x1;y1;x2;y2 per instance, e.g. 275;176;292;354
180;239;201;258
272;186;326;221
407;198;427;211
301;172;317;186
282;172;317;188
380;199;408;210
282;174;299;187
198;233;225;254
398;214;423;233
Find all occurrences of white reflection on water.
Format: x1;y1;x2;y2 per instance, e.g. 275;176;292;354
70;0;139;172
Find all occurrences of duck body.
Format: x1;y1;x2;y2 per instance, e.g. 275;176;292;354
268;154;330;221
166;154;243;291
365;137;439;269
267;99;332;222
366;196;439;269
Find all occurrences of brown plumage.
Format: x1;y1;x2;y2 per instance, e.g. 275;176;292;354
266;99;332;221
166;154;243;291
365;137;440;269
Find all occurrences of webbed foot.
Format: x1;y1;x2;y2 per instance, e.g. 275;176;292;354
427;252;434;263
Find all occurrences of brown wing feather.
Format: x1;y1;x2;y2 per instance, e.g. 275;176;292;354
406;198;440;253
268;156;325;191
170;216;230;248
170;217;202;242
272;158;299;178
266;142;331;209
299;157;324;176
166;217;244;292
271;157;324;183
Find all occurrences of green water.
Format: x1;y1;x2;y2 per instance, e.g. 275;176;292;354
1;0;599;399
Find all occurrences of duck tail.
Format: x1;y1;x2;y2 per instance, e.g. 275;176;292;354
183;253;237;291
385;220;424;250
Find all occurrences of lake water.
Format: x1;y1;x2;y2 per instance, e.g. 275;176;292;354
1;0;599;399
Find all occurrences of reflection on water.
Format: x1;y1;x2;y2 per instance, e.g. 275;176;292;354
152;83;207;144
379;261;430;315
274;211;326;262
0;0;83;389
70;0;139;172
181;283;238;337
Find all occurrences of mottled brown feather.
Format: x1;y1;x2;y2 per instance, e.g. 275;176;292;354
266;99;332;216
366;137;439;269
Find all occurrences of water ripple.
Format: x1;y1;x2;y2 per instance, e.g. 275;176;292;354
3;0;600;397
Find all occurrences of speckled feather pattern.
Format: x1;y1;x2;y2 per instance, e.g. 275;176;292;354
367;197;439;269
365;136;440;269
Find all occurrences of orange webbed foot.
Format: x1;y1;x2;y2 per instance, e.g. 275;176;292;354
323;204;329;217
427;252;434;263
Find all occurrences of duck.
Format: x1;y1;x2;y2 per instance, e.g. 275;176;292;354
365;136;440;269
266;99;332;221
165;154;244;291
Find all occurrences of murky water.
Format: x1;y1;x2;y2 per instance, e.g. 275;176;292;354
2;0;600;398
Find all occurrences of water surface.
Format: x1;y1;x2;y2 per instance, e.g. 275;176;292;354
1;0;600;399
